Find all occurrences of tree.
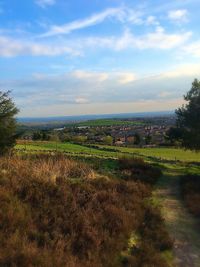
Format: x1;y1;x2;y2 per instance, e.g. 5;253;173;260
33;131;42;140
134;133;141;145
176;79;200;150
103;136;113;145
165;127;183;146
145;134;152;145
72;135;87;144
0;91;19;154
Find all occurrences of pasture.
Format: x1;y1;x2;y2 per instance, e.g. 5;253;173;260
16;141;200;162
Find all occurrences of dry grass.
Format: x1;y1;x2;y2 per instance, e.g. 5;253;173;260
119;157;162;185
0;154;172;267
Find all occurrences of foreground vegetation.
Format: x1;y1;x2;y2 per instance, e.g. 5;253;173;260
180;174;200;218
0;154;172;267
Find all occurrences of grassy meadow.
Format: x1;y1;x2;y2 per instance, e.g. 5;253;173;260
16;141;200;162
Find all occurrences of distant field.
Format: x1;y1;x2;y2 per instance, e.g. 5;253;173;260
76;119;143;127
97;145;200;162
16;142;121;158
16;141;200;162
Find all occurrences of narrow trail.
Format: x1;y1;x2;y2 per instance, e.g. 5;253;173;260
154;169;200;267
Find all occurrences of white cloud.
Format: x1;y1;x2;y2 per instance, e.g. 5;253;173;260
168;9;189;23
71;70;137;84
183;41;200;57
158;91;173;98
40;7;125;37
39;7;161;38
0;25;192;58
136;27;191;49
117;72;137;84
2;64;197;116
145;16;159;26
126;10;144;25
75;97;89;104
72;70;108;82
35;0;56;8
92;27;192;51
0;36;80;57
160;63;200;78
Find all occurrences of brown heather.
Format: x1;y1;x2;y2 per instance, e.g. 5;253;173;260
0;154;172;267
181;174;200;217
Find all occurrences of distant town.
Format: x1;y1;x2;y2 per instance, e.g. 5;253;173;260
18;114;176;147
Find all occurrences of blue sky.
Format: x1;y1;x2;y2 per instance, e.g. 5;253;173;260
0;0;200;117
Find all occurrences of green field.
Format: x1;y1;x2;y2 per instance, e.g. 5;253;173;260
16;141;200;162
16;142;121;158
76;119;143;127
96;145;200;162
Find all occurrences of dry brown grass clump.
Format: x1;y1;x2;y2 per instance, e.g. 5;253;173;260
0;154;95;183
0;154;172;267
119;157;162;185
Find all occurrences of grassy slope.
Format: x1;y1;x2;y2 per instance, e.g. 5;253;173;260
16;142;200;162
97;145;200;162
16;142;121;158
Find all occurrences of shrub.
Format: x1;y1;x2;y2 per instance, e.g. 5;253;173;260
0;155;145;266
119;157;162;185
180;174;200;217
0;154;170;267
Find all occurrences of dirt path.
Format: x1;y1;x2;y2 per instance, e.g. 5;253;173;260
154;168;200;267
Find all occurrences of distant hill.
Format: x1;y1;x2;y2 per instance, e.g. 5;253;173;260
18;111;174;124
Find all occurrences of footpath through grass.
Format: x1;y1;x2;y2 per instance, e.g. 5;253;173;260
153;162;200;267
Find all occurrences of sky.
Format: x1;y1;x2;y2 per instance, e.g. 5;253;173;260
0;0;200;117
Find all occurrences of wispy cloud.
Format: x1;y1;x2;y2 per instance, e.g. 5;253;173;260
72;70;108;82
35;0;56;8
83;27;192;51
117;72;137;84
0;36;81;57
183;41;200;57
38;6;163;38
145;16;160;26
0;25;192;58
168;9;189;23
40;7;125;37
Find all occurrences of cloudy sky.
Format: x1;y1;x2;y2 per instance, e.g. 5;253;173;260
0;0;200;117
